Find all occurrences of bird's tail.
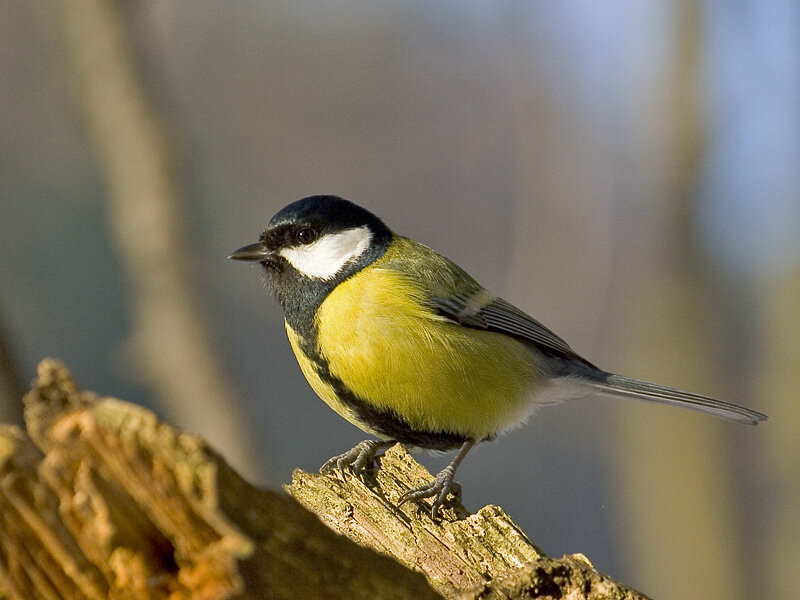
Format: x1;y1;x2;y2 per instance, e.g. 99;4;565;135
588;373;767;425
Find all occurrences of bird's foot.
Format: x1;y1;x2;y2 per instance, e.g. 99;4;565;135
320;439;394;474
398;463;460;519
397;438;475;519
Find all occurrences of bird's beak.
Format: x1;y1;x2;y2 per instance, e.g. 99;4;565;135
228;242;271;261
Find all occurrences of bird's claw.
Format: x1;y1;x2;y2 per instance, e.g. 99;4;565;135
320;440;393;474
398;465;459;519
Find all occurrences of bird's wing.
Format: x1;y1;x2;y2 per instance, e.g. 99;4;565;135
382;236;591;364
433;292;591;363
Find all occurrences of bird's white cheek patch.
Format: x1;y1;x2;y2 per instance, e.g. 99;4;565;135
279;226;372;280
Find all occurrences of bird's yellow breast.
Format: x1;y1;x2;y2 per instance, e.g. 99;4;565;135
285;323;387;437
301;249;541;440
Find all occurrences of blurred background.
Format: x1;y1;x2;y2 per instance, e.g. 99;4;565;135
1;1;798;598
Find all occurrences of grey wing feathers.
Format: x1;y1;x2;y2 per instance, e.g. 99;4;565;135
433;293;588;362
592;374;768;425
480;298;577;357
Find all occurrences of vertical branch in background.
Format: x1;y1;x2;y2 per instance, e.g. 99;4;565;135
50;0;263;477
610;3;743;599
0;315;25;425
756;246;800;594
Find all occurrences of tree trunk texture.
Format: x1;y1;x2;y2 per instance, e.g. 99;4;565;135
0;360;650;600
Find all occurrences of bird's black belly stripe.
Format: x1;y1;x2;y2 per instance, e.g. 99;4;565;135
296;336;467;451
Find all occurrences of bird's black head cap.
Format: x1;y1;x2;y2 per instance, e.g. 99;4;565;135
265;195;391;246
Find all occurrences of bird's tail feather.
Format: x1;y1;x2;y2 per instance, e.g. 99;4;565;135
589;373;767;425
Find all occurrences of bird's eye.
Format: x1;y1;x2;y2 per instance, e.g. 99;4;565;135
296;227;317;245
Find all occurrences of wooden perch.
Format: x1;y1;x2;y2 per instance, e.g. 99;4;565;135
0;360;650;599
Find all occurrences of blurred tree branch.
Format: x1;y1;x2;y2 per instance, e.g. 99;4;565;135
610;4;745;599
49;0;261;476
0;314;25;425
0;359;651;600
757;270;800;597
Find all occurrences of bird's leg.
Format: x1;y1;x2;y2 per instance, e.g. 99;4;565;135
320;439;395;473
398;439;475;519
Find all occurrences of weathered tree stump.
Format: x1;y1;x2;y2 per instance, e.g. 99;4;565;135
0;360;649;599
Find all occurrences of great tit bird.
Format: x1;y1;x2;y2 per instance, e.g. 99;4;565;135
230;195;767;518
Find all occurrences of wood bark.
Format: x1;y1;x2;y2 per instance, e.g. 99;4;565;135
0;360;650;599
